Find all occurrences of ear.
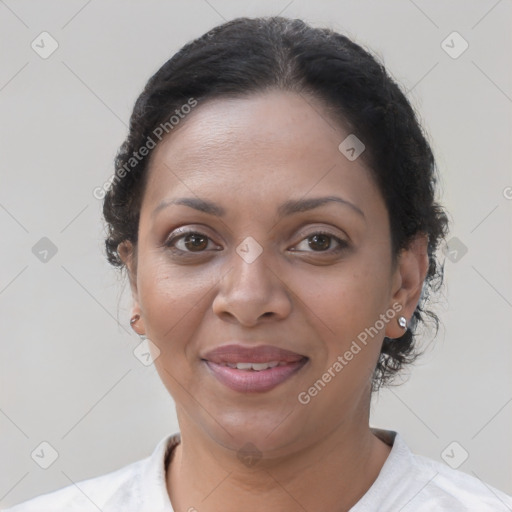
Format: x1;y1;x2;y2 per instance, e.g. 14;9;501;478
118;240;145;335
385;233;429;339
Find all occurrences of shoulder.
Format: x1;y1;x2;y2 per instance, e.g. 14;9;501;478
2;433;179;512
365;429;512;512
407;450;512;511
2;460;144;512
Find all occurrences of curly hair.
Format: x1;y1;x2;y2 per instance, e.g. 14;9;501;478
102;16;449;392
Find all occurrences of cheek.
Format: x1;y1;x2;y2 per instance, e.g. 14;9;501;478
138;249;215;322
137;255;209;360
136;251;231;392
296;264;387;410
292;258;390;403
137;264;205;400
296;261;388;341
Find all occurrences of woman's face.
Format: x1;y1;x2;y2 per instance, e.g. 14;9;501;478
124;90;419;456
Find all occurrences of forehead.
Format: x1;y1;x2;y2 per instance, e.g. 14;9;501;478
149;90;343;168
141;90;381;215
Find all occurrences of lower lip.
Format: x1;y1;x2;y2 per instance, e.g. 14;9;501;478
204;359;308;393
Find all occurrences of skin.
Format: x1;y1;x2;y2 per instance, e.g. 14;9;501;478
119;90;429;512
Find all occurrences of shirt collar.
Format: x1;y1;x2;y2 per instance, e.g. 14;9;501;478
141;432;181;511
142;428;409;511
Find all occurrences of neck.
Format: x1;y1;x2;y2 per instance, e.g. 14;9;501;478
166;414;392;512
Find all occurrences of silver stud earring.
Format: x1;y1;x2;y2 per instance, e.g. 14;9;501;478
398;316;407;329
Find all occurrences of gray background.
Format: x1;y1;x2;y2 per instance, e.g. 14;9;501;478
1;0;511;507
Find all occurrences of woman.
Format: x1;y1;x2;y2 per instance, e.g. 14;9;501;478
5;16;512;512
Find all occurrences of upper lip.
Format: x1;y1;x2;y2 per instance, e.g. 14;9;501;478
202;344;307;364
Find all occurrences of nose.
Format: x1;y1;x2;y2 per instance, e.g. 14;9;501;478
211;243;293;327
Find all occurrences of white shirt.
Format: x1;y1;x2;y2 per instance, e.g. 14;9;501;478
3;428;512;511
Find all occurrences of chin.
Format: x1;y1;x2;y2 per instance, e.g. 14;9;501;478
197;409;304;459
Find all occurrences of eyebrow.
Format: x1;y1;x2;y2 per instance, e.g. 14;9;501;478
152;195;365;220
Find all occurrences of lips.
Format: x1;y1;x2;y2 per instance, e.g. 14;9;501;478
203;344;306;364
202;344;308;393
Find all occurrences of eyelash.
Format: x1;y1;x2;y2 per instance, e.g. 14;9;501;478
164;228;348;256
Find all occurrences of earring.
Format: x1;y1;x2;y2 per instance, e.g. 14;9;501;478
397;316;407;329
130;314;142;336
130;313;146;339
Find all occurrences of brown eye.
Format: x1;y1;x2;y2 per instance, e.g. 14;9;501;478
165;230;216;254
183;233;208;251
293;231;348;253
308;234;331;251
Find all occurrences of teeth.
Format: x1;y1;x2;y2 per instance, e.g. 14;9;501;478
224;361;281;371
